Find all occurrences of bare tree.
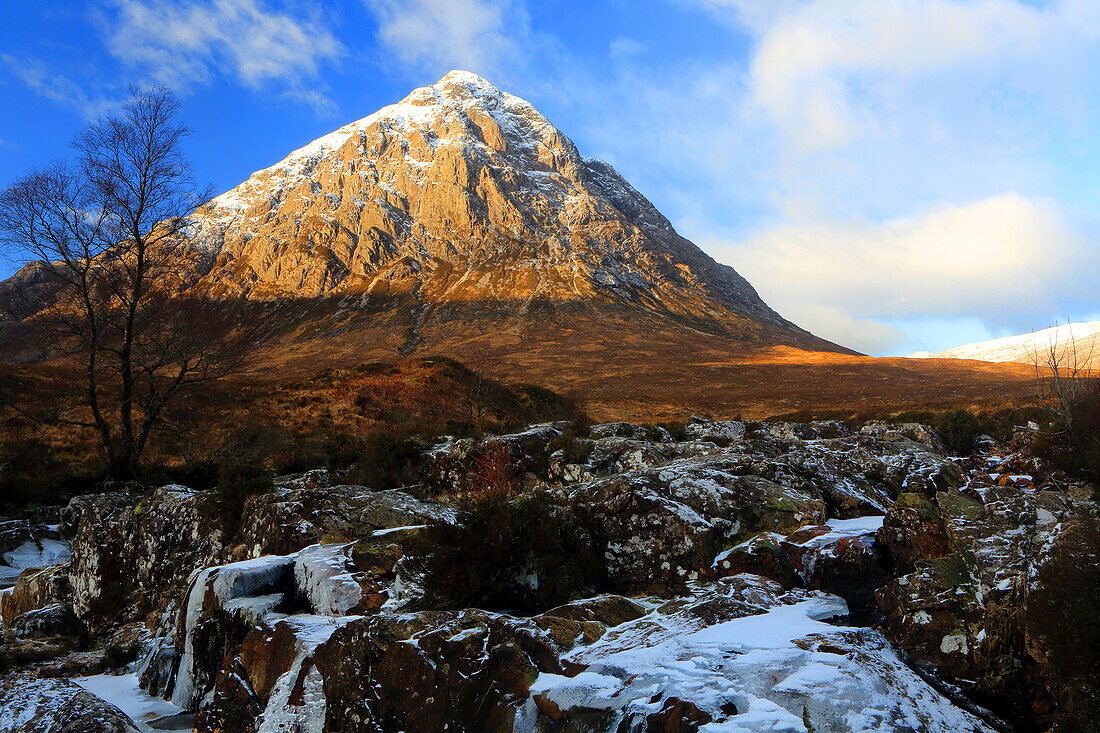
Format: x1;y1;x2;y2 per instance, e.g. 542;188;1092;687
457;341;503;431
0;88;260;478
1026;322;1100;487
1029;322;1097;439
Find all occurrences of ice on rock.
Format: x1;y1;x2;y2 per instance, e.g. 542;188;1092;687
74;673;184;732
210;554;294;600
167;544;367;711
771;661;848;692
223;593;284;625
256;615;349;733
529;671;626;712
172;554;295;709
1;675;144;733
294;543;363;616
790;516;885;550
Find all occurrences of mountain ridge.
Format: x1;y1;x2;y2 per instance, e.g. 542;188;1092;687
174;70;836;355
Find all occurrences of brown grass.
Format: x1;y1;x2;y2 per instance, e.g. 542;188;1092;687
0;356;582;503
182;298;1037;423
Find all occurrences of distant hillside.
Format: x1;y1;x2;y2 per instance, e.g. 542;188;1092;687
914;322;1100;370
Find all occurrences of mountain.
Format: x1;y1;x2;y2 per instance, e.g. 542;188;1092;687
171;71;840;357
914;321;1100;370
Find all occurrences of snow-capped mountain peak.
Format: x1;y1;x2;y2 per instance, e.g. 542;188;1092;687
172;71;841;354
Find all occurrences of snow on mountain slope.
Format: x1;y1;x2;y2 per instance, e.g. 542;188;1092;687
182;70;828;344
914;321;1100;368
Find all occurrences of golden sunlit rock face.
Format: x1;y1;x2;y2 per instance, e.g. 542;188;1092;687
184;71;829;350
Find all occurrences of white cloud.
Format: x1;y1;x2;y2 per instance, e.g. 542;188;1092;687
788;303;909;355
706;0;1100;152
707;193;1095;353
364;0;519;75
0;54;124;120
100;0;344;112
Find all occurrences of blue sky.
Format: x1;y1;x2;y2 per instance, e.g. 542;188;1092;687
2;0;1098;355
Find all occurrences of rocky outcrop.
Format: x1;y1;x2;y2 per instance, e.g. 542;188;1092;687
875;444;1094;730
1;418;1093;732
517;575;996;732
411;417;968;600
558;456;825;593
740;427;962;517
68;486;223;626
56;479;448;630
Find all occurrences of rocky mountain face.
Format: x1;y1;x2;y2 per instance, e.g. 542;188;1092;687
2;417;1096;732
185;71;796;333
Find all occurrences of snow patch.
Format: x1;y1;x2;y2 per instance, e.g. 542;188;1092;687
74;673;184;732
1;537;70;579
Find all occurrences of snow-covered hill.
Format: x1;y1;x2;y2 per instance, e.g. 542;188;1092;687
914;321;1100;369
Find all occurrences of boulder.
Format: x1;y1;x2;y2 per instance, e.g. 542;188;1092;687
0;638;76;671
876;492;950;572
0;520;35;556
711;532;799;587
273;468;334;491
1;561;71;632
584;437;678;476
59;492;129;541
860;420;946;453
9;604;86;643
420;425;564;495
646;697;713;733
542;595;648;627
68;486;223;625
314;608;594;733
559;455;825;593
685;418;745;443
713;518;889;613
236;485;451;558
589;422;664;441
